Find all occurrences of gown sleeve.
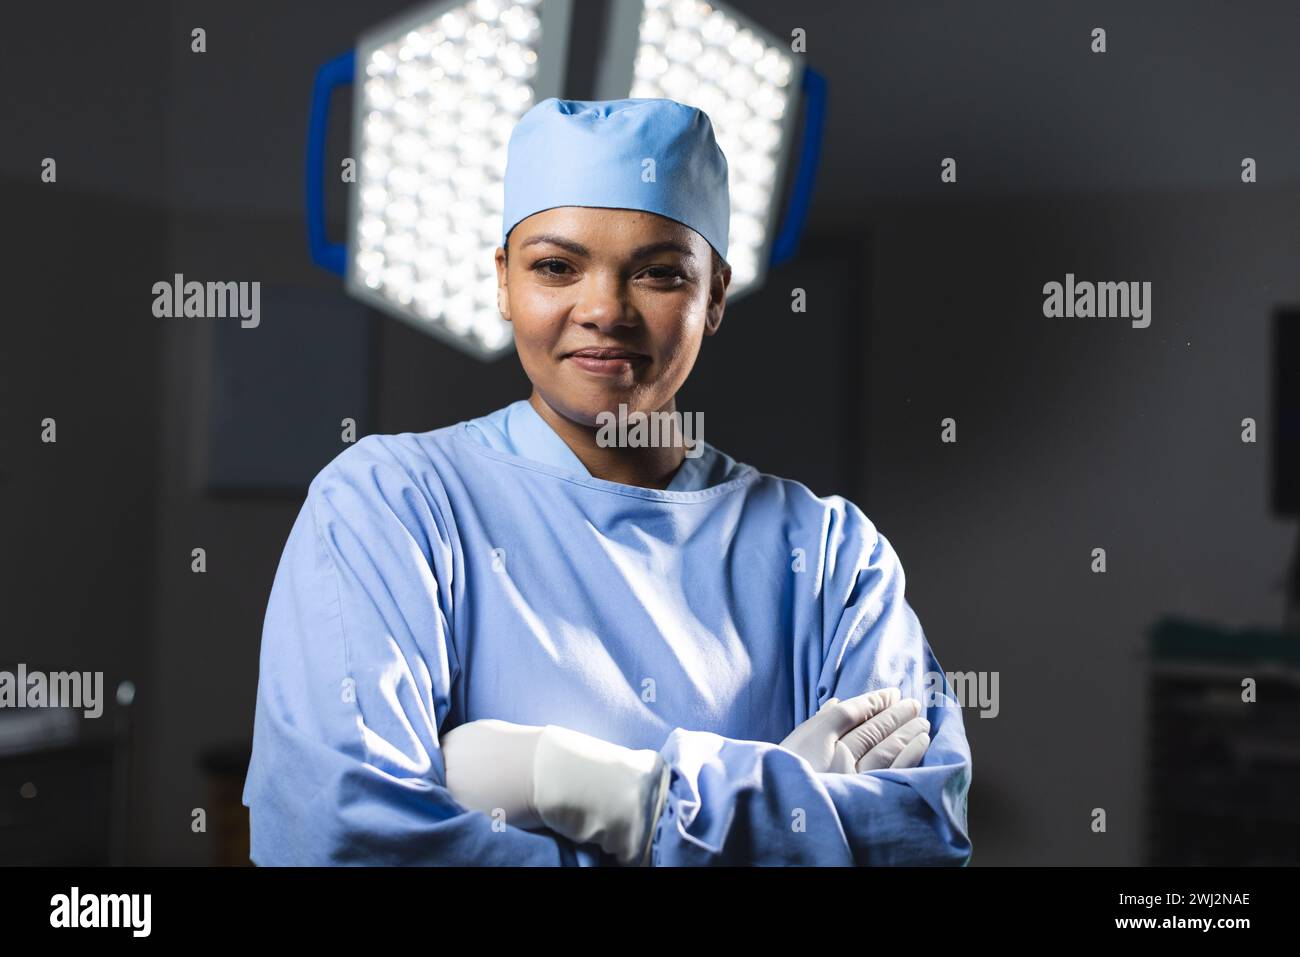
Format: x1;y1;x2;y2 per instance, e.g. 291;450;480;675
647;497;974;866
242;436;583;865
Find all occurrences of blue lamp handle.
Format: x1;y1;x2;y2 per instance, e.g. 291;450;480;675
306;49;356;277
769;66;826;268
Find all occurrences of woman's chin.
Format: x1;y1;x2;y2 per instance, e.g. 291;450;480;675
555;382;646;416
546;395;640;430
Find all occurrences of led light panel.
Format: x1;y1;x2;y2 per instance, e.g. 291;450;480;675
598;0;804;299
346;0;572;359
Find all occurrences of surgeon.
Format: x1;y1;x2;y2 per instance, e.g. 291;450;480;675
242;97;972;866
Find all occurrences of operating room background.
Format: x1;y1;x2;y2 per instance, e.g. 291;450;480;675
4;0;1298;864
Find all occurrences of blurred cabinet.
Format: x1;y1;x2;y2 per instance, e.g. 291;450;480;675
1147;618;1300;864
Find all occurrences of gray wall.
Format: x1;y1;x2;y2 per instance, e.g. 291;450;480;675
861;188;1299;863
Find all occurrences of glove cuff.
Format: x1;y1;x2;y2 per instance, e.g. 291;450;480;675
532;724;667;866
639;759;672;867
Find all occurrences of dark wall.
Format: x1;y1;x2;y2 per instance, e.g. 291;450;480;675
3;184;167;860
862;188;1299;863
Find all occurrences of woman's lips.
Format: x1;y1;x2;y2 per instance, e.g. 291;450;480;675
565;353;648;376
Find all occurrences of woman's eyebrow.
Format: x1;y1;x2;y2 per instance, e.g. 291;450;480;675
519;234;696;261
628;240;697;261
520;233;589;256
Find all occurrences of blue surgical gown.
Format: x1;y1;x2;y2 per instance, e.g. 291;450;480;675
242;399;973;865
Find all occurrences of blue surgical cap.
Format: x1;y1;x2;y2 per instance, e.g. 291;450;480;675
502;97;730;262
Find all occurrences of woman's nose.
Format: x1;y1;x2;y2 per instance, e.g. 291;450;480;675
571;274;637;331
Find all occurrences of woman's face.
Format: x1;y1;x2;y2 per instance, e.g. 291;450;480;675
495;206;729;427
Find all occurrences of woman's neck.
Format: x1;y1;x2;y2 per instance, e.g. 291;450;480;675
528;391;686;490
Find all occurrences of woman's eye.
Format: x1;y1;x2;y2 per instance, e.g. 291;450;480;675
642;266;684;282
531;261;683;282
534;259;571;276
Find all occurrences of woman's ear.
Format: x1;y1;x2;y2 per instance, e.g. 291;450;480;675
704;260;729;335
495;246;511;322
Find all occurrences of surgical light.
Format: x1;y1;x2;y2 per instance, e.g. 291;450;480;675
596;0;813;299
309;0;573;360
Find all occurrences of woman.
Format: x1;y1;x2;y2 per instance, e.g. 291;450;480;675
242;98;972;866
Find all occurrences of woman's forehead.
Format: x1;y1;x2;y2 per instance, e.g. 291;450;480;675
514;206;702;251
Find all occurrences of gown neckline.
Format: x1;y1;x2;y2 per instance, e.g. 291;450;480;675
451;419;760;503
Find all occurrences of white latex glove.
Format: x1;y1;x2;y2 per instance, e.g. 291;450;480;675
779;688;931;773
441;719;669;866
441;718;546;830
532;724;669;867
